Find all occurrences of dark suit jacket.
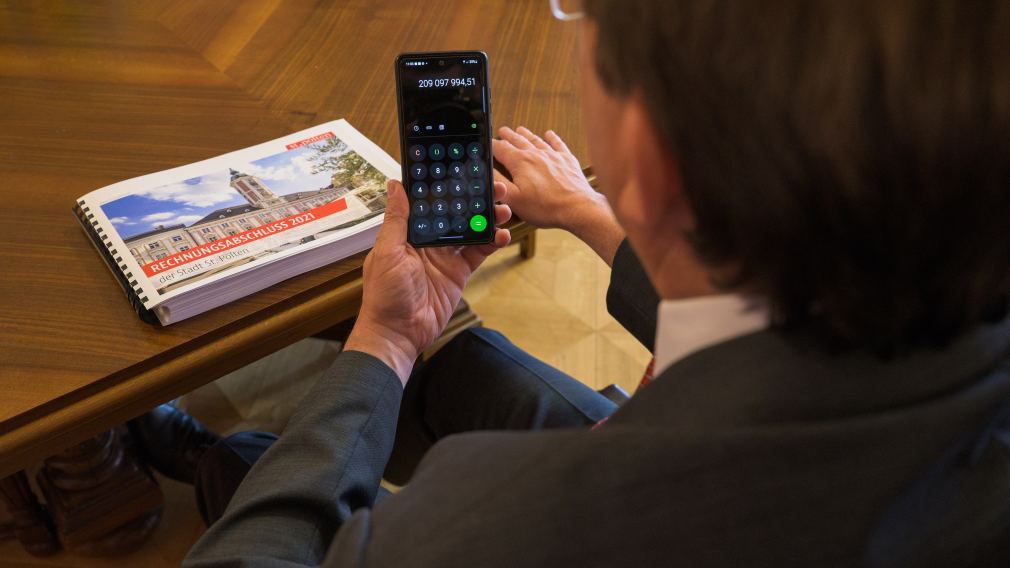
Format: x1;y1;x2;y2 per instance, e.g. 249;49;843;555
184;240;1010;567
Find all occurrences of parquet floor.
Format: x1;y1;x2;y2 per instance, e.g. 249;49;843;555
0;228;652;566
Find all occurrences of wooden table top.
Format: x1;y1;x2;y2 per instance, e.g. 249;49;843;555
0;0;584;476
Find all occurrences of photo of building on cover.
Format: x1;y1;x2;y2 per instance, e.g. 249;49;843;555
100;135;388;293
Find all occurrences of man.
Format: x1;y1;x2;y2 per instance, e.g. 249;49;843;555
148;1;1010;565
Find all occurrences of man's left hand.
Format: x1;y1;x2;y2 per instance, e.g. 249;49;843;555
344;179;512;385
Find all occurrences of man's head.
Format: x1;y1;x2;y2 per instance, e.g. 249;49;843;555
579;0;1010;353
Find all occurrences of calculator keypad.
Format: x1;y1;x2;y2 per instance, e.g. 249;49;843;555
408;141;490;244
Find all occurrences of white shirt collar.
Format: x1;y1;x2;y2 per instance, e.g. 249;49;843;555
653;295;769;375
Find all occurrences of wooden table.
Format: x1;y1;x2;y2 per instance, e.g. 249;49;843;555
0;1;584;477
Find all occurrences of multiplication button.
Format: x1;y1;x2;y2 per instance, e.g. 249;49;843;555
467;159;484;177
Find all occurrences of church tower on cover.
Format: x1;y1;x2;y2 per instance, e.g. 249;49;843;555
230;169;284;208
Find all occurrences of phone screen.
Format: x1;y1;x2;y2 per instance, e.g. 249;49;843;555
396;51;494;246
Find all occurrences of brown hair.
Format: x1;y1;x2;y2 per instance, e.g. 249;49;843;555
586;0;1010;353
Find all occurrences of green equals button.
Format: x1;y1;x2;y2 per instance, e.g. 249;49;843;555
469;214;487;232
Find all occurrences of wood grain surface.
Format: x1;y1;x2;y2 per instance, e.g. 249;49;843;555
0;0;584;477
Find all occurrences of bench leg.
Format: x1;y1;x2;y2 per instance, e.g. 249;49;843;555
0;470;60;556
519;230;537;259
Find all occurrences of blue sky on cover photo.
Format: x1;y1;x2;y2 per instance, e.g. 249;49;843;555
100;143;341;240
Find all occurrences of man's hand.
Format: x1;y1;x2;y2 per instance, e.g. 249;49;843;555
493;126;625;265
344;180;512;385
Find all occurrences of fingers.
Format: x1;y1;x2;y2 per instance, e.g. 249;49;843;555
492;167;518;190
460;228;512;268
493;180;508;202
492;227;512;247
498;126;534;150
492;138;520;171
516;126;551;151
544;130;571;154
494;203;512;225
375;179;408;248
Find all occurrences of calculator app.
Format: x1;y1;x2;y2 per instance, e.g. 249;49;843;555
397;53;493;245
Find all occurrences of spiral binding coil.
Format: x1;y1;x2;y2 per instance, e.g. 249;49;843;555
75;199;149;304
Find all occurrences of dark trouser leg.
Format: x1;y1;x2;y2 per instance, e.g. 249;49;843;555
195;327;615;523
195;432;397;527
384;327;617;484
194;431;277;526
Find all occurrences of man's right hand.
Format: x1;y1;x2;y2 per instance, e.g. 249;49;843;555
493;126;625;266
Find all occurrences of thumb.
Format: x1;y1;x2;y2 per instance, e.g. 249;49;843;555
375;179;409;247
493;169;519;205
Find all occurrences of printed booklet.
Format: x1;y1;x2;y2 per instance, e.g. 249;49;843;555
72;120;397;325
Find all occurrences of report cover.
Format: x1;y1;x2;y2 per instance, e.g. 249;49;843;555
74;119;399;322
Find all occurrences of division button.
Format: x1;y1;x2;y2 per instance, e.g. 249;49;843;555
469;214;488;232
467;142;483;158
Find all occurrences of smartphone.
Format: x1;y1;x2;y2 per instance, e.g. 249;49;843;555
395;51;494;247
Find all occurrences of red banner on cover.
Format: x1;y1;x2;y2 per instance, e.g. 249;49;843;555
285;131;335;150
140;198;349;277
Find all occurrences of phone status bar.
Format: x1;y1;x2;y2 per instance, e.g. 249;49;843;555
404;58;480;66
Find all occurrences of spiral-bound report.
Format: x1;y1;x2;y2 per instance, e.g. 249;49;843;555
71;119;398;325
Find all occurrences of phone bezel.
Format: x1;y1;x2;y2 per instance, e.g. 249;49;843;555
394;50;495;247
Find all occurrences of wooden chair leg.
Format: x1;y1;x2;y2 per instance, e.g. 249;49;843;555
0;470;60;556
519;230;537;259
36;426;164;556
